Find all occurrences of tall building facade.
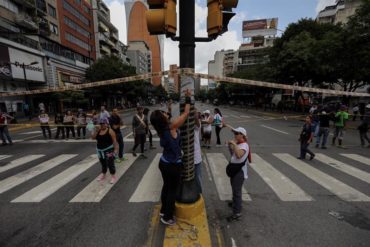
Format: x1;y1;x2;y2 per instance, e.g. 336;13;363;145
89;0;120;59
208;50;237;88
317;0;363;24
127;40;151;74
125;0;164;85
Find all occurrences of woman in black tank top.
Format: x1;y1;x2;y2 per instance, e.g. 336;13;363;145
92;118;119;184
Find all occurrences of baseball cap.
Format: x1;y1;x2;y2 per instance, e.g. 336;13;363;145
203;110;210;114
232;127;247;137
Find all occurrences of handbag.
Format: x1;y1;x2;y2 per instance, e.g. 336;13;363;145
226;158;247;178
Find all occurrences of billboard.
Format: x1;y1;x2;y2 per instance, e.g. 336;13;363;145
8;47;45;82
242;18;278;38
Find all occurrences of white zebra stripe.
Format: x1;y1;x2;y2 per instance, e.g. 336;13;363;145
129;154;162;202
0;155;77;194
274;153;370;202
340;154;370;166
70;154;138;202
0;155;45;173
12;155;98;203
251;154;313;201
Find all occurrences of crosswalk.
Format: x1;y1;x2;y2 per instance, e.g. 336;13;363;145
0;151;369;203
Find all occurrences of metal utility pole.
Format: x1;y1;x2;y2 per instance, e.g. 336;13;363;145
177;0;199;204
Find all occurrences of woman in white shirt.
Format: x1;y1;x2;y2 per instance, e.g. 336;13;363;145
201;110;213;149
226;127;249;222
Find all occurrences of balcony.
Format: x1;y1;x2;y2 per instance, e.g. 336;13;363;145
15;15;38;31
100;45;111;55
110;32;118;41
13;0;35;9
36;0;47;16
0;30;39;50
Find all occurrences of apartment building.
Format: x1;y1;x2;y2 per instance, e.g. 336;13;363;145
317;0;363;25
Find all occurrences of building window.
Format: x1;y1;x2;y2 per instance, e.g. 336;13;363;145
48;4;56;18
64;17;90;38
65;32;90;51
0;0;19;13
62;0;90;27
49;23;58;35
82;5;90;14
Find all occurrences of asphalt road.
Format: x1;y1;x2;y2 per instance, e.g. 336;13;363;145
0;103;369;247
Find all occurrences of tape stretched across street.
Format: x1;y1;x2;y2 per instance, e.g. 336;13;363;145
0;69;369;97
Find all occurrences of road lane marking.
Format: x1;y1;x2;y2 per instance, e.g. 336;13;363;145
251;154;313;201
19;128;56;135
12;155;98;203
206;153;251;201
274;153;370;201
261;125;289;135
70;154;138;202
129;154;162;202
0;155;77;194
0;155;12;161
340;154;370;166
315;153;370;184
0;155;45;173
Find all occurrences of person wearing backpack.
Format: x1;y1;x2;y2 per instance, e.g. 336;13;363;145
225;127;250;222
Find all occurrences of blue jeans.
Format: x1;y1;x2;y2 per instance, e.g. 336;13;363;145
195;162;202;194
0;126;12;144
316;127;329;147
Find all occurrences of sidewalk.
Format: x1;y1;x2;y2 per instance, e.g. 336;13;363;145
8;108;137;132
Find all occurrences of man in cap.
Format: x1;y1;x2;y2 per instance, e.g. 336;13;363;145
332;105;349;148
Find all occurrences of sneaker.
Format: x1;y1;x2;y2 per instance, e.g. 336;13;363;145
226;213;242;222
160;217;176;226
110;175;116;184
309;154;315;160
97;174;106;181
297;157;304;160
132;152;137;157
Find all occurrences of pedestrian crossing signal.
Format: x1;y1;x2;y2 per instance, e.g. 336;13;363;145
146;0;177;37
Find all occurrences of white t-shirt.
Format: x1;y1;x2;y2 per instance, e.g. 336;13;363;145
214;113;223;127
194;124;202;164
230;142;249;179
202;116;212;132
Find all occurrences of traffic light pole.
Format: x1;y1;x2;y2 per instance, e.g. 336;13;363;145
177;0;199;204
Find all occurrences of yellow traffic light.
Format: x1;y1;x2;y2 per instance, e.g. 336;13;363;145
207;0;238;38
146;0;177;37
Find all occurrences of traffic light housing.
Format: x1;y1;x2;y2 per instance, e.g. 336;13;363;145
207;0;238;39
146;0;177;37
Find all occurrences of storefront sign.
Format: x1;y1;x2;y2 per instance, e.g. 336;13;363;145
8;47;45;82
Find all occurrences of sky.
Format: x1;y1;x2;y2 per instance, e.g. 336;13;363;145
105;0;336;74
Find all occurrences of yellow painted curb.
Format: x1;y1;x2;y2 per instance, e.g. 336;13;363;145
163;196;211;247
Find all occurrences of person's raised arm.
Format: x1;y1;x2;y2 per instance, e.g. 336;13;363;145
170;89;191;130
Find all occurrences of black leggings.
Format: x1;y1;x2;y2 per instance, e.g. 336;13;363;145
41;125;51;138
65;124;75;138
159;160;183;220
99;150;116;174
215;126;222;145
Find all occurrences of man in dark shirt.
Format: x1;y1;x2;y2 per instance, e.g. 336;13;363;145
298;116;315;160
132;106;148;158
110;108;125;162
315;110;330;149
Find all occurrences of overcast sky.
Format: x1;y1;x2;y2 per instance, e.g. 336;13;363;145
105;0;336;74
